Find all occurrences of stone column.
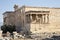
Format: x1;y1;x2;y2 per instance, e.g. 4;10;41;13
28;14;29;22
30;14;32;22
45;14;48;23
27;15;29;22
36;14;38;23
36;14;38;20
42;14;45;23
47;14;49;23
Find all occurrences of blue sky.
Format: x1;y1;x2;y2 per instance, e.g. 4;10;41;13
0;0;60;24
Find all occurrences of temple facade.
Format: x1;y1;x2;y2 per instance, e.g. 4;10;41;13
3;5;60;34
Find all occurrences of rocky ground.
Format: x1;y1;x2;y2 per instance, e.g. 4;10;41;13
0;32;60;40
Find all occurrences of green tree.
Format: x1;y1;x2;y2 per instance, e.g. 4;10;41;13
7;25;16;38
1;25;7;33
1;25;7;37
1;25;16;38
